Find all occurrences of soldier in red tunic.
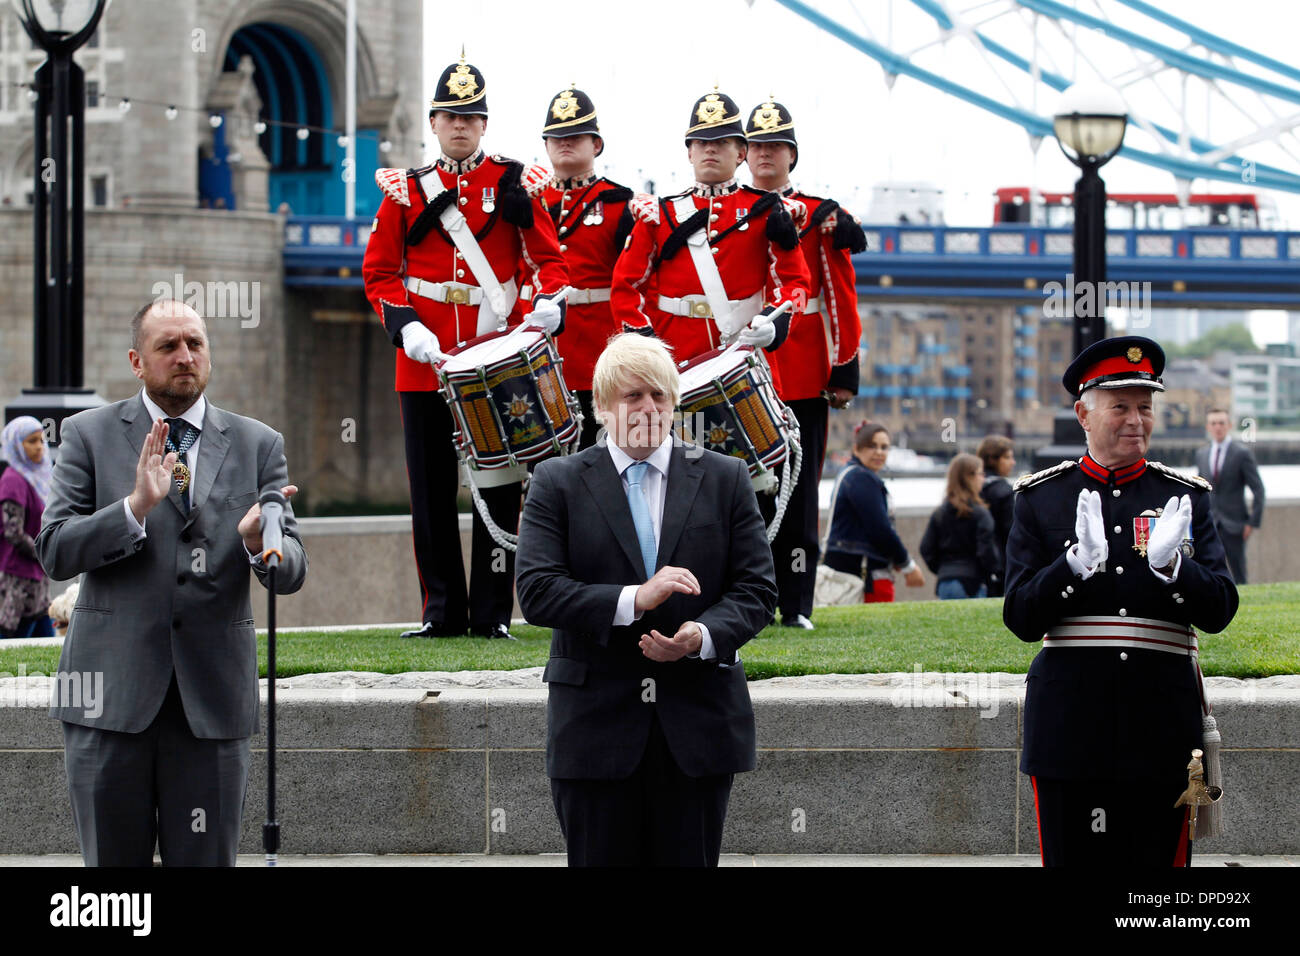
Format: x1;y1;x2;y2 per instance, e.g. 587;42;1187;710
746;99;866;629
523;88;635;449
610;90;810;366
362;56;569;640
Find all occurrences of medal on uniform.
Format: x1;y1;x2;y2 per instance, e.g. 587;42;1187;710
1132;515;1153;557
737;207;749;231
481;187;496;213
172;461;191;494
1180;535;1195;558
584;201;604;226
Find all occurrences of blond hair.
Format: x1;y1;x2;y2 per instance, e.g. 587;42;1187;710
48;583;79;626
592;333;680;411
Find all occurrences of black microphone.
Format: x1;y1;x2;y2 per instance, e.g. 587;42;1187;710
259;488;286;568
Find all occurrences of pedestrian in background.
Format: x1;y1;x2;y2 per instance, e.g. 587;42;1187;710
1196;408;1264;583
977;434;1016;596
920;453;1000;600
0;417;54;639
822;422;924;603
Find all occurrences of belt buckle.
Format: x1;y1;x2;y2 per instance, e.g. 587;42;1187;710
690;301;712;318
448;287;470;305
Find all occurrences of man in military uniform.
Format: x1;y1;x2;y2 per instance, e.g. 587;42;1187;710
524;88;635;449
745;99;864;630
610;89;810;364
362;56;569;639
1004;336;1238;866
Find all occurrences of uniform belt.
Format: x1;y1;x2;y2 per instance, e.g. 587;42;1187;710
803;296;822;314
656;291;763;319
405;277;483;306
518;285;608;305
1043;616;1196;656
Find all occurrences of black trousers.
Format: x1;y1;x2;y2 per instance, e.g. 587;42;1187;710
550;715;735;867
62;674;250;867
1031;775;1192;867
758;397;829;621
399;391;520;631
576;389;602;451
1218;526;1248;584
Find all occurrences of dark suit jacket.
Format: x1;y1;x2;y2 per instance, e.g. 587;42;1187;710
1196;440;1264;534
515;439;776;780
36;395;307;739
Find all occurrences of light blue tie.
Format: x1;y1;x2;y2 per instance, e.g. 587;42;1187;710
624;461;657;580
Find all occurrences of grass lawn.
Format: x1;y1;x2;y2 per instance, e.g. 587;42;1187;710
2;582;1296;682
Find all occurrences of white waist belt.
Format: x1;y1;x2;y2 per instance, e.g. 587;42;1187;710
1043;616;1197;656
518;285;609;305
406;277;483;305
657;291;763;319
803;296;822;313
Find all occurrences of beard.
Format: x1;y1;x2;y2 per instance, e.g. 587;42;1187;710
151;371;208;409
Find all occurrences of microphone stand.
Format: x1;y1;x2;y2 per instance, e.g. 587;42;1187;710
258;490;287;867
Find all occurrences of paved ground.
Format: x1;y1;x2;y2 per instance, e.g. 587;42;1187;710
1;853;1293;867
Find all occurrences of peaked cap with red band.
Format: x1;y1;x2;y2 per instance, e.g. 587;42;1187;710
1062;335;1166;396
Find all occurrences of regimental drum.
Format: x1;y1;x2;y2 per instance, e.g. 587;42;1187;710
437;325;582;487
676;344;796;493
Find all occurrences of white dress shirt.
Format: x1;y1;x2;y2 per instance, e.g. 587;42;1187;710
606;436;723;662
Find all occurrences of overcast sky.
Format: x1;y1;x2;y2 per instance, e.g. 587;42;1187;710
422;0;1300;341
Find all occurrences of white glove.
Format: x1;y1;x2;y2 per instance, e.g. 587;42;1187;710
526;297;563;334
1147;494;1192;572
1066;488;1107;578
737;315;776;348
400;322;444;365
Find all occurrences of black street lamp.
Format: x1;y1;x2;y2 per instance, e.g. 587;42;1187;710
1033;84;1128;471
5;0;112;436
1053;84;1128;357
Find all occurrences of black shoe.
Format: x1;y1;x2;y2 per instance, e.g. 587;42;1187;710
400;621;465;639
781;614;815;630
471;623;517;641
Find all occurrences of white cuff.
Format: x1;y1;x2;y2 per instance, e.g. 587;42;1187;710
896;559;916;574
244;541;265;567
1148;550;1182;583
613;585;642;627
122;497;146;540
1065;544;1099;580
696;623;715;660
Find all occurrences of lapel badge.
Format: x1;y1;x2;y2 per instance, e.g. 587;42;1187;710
481;186;496;213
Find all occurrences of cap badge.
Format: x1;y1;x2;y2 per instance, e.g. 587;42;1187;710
1127;346;1143;363
752;105;780;131
697;94;724;125
448;65;478;99
551;91;578;121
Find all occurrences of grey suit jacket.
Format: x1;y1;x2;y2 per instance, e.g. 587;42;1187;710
1196;440;1265;534
36;394;307;738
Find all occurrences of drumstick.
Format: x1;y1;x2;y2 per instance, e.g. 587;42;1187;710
723;299;796;351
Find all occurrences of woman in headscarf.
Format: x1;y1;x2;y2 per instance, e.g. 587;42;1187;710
0;417;54;638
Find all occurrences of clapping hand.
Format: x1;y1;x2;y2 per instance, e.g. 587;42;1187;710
1072;488;1108;574
128;419;179;523
1147;494;1192;573
639;622;704;662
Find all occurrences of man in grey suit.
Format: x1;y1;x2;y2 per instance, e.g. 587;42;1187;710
516;333;776;866
1196;407;1264;584
36;299;307;866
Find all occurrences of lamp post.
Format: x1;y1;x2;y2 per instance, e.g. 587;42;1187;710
1033;85;1127;471
5;0;111;436
1053;84;1128;356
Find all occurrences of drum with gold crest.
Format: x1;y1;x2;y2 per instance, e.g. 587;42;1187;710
675;344;802;540
436;324;582;490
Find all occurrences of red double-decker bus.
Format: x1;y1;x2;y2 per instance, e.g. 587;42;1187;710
993;186;1277;230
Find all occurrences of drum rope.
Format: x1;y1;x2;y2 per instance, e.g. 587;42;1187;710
468;476;521;551
765;425;802;543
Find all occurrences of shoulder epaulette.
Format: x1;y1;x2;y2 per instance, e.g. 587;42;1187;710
520;163;552;198
1013;459;1077;492
375;167;411;207
1147;460;1213;491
